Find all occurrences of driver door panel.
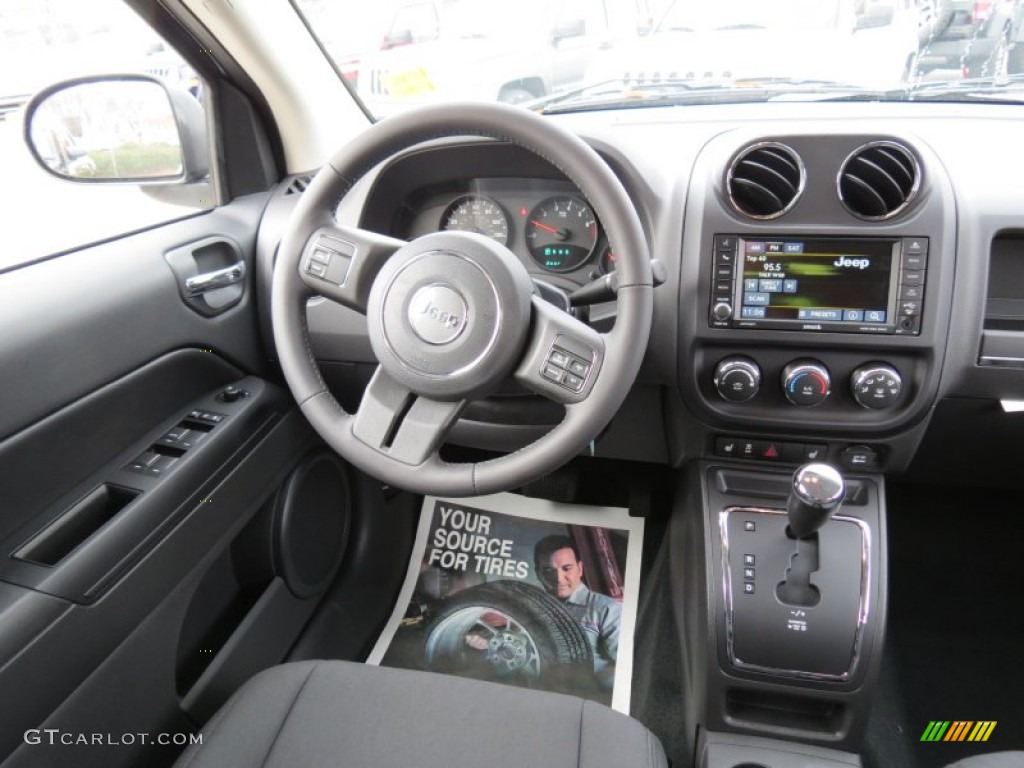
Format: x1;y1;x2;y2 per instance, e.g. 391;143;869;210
0;199;328;767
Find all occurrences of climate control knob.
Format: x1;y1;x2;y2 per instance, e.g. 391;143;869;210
713;357;761;402
851;364;903;409
782;360;831;407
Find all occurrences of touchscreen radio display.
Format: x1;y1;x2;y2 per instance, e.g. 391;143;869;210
737;237;899;326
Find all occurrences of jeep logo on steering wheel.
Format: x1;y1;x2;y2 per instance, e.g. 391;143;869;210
407;284;469;345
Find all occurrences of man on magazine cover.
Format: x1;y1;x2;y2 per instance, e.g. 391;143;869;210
534;535;621;690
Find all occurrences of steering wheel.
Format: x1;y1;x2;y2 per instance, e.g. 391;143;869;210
272;102;652;496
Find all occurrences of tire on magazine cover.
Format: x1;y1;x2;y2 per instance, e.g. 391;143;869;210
424;580;593;692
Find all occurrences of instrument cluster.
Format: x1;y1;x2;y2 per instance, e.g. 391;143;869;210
398;178;616;278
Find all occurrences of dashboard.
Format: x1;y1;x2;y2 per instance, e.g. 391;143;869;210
257;101;1024;479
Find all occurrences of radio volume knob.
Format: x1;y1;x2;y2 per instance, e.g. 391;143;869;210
712;302;733;321
714;357;761;402
851;364;903;409
782;361;831;407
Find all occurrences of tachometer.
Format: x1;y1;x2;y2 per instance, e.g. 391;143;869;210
440;195;510;245
525;196;598;272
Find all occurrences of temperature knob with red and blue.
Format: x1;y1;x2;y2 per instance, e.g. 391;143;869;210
782;361;831;407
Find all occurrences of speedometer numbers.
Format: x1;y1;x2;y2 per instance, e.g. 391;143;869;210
441;195;510;245
525;196;598;272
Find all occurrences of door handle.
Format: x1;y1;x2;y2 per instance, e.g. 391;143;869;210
185;262;246;296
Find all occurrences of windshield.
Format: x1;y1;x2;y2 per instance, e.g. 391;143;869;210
656;0;842;31
295;0;1024;116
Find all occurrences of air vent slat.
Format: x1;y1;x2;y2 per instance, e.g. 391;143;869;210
731;178;785;216
727;143;804;219
736;160;798;199
842;175;889;218
872;148;915;190
850;158;905;208
839;142;919;220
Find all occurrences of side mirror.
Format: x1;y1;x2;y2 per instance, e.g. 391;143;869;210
24;74;208;184
855;2;895;30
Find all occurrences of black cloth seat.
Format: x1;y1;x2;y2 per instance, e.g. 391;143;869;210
173;660;667;768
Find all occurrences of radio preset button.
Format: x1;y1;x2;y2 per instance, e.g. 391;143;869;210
782;361;831;407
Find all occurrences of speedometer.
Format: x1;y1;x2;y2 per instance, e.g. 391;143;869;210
525;196;598;272
440;195;510;245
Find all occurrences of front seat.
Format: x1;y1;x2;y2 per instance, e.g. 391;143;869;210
173;660;667;768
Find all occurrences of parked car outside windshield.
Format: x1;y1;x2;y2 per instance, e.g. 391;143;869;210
296;0;1024;116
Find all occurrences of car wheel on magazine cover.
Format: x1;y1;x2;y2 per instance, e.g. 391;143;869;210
423;580;593;692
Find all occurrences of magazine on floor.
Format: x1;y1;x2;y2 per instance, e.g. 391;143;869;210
367;492;644;714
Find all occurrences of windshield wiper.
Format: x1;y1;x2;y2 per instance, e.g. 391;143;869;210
900;73;1024;102
536;77;868;114
814;74;1024;104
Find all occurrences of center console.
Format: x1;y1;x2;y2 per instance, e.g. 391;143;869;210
672;128;956;475
670;461;887;767
664;128;956;766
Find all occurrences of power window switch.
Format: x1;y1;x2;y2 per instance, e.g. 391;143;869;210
160;427;188;443
137;451;161;468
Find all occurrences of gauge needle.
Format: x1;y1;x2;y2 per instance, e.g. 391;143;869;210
530;220;569;239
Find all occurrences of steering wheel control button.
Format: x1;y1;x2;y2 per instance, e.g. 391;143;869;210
782;360;831;407
548;349;571;368
851;364;903;409
713;357;761;402
563;373;584;391
542;344;591;393
407;284;469;346
542;364;563;382
305;259;328;279
304;236;355;286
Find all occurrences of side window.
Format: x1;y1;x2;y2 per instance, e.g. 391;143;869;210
0;0;213;269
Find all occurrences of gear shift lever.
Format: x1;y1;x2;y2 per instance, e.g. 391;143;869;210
787;463;845;538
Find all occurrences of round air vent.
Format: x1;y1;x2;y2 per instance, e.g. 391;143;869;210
727;143;805;219
838;142;920;220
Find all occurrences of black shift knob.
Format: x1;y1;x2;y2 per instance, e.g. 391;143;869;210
787;463;845;538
